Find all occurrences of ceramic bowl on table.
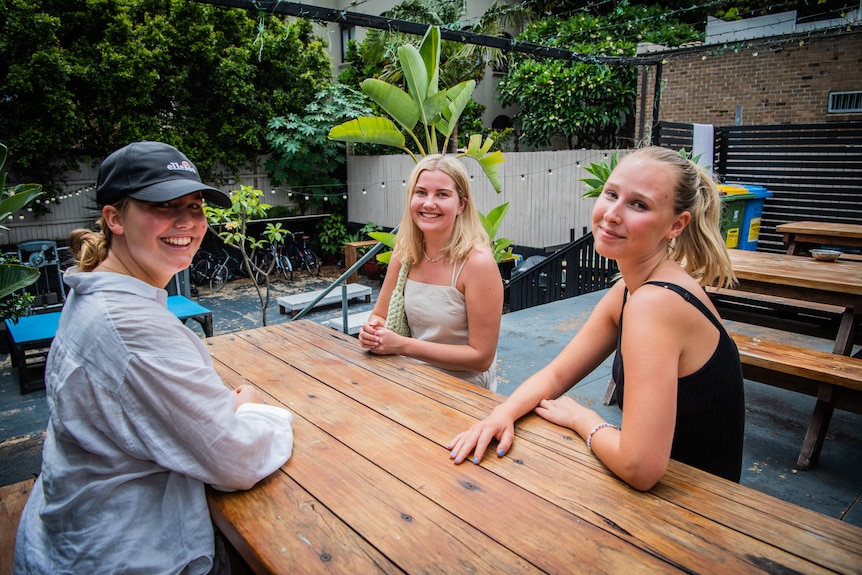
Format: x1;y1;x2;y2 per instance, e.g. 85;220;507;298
809;249;842;262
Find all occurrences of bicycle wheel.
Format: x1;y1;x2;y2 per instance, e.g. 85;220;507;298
191;259;210;285
303;249;321;276
277;254;293;282
210;264;229;292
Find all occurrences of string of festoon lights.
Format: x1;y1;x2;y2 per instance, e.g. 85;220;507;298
5;183;97;222
8;153;612;215
275;153;610;202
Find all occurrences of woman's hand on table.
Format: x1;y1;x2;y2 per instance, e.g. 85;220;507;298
233;384;264;410
448;412;515;465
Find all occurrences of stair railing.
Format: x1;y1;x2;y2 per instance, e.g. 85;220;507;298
505;233;618;312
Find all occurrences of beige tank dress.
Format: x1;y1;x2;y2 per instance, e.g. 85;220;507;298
403;260;498;391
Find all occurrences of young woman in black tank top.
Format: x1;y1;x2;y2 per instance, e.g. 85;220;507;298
449;146;744;490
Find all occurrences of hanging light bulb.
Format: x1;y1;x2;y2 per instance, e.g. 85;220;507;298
362;189;367;195
521;174;525;181
381;182;386;188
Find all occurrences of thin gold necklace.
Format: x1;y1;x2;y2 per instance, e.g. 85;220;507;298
423;249;443;263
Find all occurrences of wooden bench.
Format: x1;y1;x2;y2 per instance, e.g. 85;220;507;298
4;296;214;394
276;283;372;316
732;333;862;470
601;333;862;470
0;478;36;575
323;310;372;335
706;287;846;340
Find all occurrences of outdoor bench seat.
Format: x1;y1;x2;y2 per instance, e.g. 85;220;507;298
731;333;862;470
277;283;372;317
706;287;846;340
323;310;372;336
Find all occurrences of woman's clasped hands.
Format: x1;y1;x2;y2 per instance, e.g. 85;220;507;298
359;317;400;355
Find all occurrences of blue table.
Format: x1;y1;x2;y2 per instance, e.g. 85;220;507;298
4;296;213;394
167;295;214;338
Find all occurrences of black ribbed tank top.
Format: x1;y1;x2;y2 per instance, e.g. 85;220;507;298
612;281;745;482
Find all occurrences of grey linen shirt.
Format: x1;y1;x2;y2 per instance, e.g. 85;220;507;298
15;272;294;574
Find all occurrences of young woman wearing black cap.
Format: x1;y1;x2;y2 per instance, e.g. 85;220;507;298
15;142;294;574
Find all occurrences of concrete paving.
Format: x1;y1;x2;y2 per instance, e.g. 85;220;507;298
1;272;860;529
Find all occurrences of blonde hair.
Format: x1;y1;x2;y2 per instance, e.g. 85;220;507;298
625;147;736;288
67;199;127;272
394;154;490;266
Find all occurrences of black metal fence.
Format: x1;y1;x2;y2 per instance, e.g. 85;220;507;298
656;121;862;253
505;232;618;312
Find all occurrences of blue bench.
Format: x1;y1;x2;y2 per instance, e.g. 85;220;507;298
4;296;213;394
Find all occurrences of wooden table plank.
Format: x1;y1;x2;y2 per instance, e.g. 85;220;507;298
274;322;862;565
210;364;405;574
203;322;859;574
726;249;862;355
776;221;862;255
208;332;673;574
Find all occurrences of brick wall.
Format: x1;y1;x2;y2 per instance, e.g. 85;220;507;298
638;29;862;127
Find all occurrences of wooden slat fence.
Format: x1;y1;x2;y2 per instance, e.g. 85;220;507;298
346;150;620;249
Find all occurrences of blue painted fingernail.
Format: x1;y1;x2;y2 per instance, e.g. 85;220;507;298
498;448;505;457
449;450;456;457
472;457;479;464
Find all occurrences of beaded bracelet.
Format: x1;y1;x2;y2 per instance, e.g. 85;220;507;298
586;422;618;451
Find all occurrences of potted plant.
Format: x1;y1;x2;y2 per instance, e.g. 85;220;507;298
315;213;349;266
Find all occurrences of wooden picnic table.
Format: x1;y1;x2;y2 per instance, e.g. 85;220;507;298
204;320;862;574
776;221;862;255
726;249;862;355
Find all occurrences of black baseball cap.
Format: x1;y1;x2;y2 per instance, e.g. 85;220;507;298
96;141;231;208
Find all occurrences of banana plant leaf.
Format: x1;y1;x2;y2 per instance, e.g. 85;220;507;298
399;43;430;109
461;134;505;193
368;231;397;264
359;79;420;133
329;117;408;150
0;184;43;231
0;264;40;299
436;80;476;144
417;25;440;99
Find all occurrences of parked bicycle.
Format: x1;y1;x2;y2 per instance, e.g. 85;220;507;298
285;231;320;277
250;241;293;284
190;248;237;292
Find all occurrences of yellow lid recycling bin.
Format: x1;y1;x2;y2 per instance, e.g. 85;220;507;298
718;185;753;249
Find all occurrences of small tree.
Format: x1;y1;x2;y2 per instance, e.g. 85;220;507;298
204;185;287;327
